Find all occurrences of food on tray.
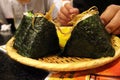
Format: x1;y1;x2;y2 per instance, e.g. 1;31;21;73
6;6;120;71
6;35;120;71
13;6;115;60
60;6;115;58
13;11;60;59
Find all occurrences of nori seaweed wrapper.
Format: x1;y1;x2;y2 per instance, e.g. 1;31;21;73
14;11;33;52
13;12;60;59
61;7;115;59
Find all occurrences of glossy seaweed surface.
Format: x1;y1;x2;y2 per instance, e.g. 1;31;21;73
13;14;60;59
62;14;115;58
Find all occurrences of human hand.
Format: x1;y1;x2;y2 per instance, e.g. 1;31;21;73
100;4;120;35
57;3;79;26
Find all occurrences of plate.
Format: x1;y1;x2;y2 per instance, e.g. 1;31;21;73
6;36;120;71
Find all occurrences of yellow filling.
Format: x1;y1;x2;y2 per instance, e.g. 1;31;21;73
56;26;72;48
57;6;99;48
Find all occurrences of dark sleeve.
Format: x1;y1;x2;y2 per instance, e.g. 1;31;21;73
73;0;120;15
0;50;49;80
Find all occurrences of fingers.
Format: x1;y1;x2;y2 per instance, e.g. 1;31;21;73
100;4;120;35
69;8;79;19
100;5;119;25
57;12;70;25
60;3;72;20
57;3;79;26
64;3;79;18
57;3;72;25
113;27;120;35
65;3;79;14
106;9;120;35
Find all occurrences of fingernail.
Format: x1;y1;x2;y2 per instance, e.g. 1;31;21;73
101;19;105;24
106;27;112;33
69;9;74;13
100;18;107;25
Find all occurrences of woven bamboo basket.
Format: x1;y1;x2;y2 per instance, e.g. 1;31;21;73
6;36;120;71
